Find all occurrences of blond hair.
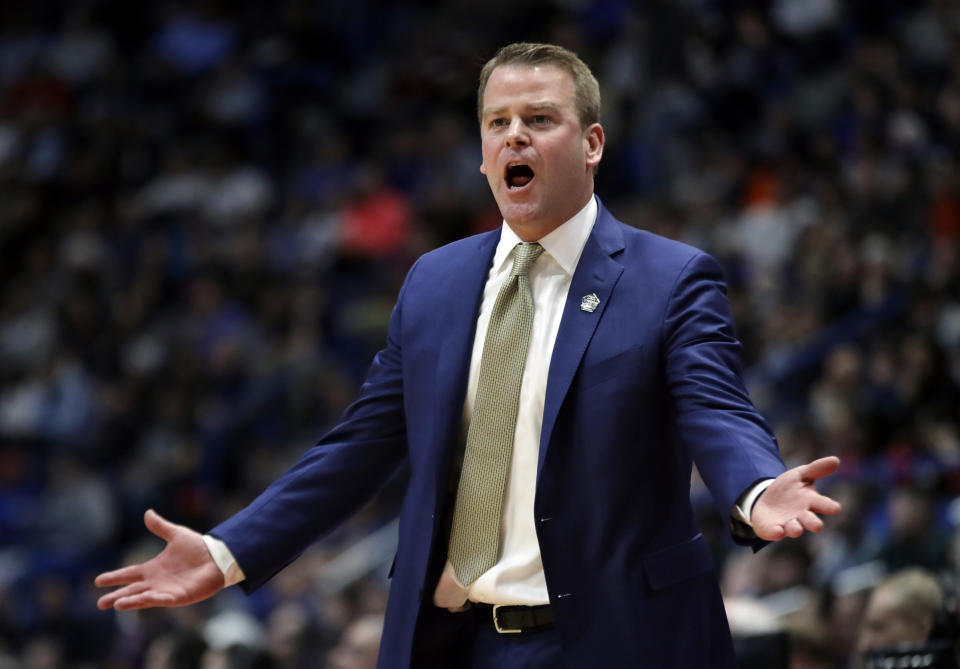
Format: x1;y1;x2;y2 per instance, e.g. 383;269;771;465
477;42;601;128
880;568;944;622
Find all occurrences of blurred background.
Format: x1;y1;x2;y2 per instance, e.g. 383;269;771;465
1;0;959;667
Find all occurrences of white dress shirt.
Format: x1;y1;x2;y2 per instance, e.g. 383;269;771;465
433;196;599;609
203;195;771;600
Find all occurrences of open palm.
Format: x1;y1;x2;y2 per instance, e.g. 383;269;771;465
751;456;842;541
95;509;225;611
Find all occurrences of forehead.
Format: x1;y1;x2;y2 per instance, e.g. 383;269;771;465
481;64;576;114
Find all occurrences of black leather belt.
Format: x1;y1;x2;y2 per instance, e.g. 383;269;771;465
470;602;554;634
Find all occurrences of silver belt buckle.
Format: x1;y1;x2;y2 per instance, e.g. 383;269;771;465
492;604;522;634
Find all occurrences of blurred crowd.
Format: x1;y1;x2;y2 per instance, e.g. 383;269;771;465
1;0;959;667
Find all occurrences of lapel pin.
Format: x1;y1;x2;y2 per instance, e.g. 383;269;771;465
580;293;600;313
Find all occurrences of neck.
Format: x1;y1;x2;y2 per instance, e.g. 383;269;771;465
506;221;561;242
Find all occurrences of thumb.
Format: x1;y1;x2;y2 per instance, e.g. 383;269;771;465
144;509;177;542
800;456;840;482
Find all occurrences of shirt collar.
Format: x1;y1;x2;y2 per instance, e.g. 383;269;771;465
493;196;598;276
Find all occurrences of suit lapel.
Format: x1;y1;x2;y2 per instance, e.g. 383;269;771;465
537;203;625;479
431;230;500;497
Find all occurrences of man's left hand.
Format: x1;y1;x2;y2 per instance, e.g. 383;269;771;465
751;456;842;541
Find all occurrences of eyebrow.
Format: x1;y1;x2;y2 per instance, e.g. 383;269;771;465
482;102;563;118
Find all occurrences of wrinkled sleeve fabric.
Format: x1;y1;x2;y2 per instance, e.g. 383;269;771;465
661;252;786;545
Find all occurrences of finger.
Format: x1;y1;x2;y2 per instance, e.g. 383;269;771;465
809;494;842;515
95;565;144;588
797;510;823;533
97;592;119;611
800;456;840;482
143;509;177;542
97;581;151;610
114;591;178;611
784;518;803;538
756;523;786;541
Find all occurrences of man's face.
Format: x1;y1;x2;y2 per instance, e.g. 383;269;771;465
479;64;603;240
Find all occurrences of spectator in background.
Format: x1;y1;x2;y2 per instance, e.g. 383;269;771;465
326;614;383;669
873;485;951;573
143;631;206;669
855;568;951;665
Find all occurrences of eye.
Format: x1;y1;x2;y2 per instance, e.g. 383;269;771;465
531;115;551;125
489;118;508;128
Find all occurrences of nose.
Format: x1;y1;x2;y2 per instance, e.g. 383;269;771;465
505;118;529;148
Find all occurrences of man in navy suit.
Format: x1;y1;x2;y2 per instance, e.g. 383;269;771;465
96;43;840;668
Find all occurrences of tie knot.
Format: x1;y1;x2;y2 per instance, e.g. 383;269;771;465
511;242;544;277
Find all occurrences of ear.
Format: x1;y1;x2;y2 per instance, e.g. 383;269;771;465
583;123;605;170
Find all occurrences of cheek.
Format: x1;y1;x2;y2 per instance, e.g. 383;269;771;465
480;147;497;179
482;163;498;187
548;136;582;167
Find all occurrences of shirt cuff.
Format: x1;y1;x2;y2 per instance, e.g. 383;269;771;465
732;479;775;527
202;534;247;587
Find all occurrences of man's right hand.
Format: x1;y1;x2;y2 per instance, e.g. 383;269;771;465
95;509;225;611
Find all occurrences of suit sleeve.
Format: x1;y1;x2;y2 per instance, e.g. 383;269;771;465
208;260;419;592
661;252;786;542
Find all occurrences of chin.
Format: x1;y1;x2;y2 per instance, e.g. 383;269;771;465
502;210;544;231
496;197;541;225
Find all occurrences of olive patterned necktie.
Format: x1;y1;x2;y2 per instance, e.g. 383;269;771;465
447;241;545;586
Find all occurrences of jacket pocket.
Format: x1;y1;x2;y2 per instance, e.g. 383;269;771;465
642;533;715;591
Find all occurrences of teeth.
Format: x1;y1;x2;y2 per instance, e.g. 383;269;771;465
505;162;531;174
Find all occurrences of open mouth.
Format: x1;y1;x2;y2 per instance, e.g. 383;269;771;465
505;163;535;190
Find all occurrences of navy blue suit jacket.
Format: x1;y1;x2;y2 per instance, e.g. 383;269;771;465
212;199;787;668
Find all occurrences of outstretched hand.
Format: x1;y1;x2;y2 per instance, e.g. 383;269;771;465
751;456;842;541
95;509;225;611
